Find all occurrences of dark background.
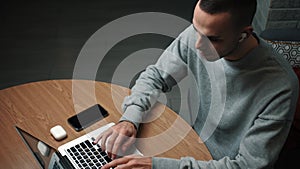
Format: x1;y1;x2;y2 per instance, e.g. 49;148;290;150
0;0;197;90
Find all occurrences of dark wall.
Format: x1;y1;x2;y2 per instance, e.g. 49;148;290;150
0;0;197;89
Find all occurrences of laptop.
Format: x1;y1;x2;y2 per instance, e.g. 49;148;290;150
16;123;142;169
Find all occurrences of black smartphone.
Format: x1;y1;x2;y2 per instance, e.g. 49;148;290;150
67;104;109;131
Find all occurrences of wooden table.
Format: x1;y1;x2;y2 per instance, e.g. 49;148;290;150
0;80;212;168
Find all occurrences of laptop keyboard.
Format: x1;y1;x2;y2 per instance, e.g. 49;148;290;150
66;139;112;169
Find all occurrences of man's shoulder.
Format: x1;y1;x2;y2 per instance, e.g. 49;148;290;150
259;39;299;91
177;24;197;42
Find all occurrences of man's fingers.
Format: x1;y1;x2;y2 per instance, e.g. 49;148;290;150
93;121;138;161
93;130;106;144
102;156;151;169
93;134;101;144
106;132;119;157
93;128;133;158
121;136;136;153
99;130;113;151
94;125;115;142
111;134;126;159
101;157;130;169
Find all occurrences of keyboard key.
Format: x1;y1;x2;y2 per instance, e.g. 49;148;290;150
104;156;112;163
80;142;87;148
70;147;76;152
85;140;93;148
99;158;104;162
100;151;107;156
82;163;88;167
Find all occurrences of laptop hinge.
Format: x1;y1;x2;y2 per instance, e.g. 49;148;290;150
57;153;75;169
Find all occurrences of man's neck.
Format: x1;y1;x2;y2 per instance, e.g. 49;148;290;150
224;35;259;61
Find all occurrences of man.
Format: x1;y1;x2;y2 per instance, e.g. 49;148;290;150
95;0;299;168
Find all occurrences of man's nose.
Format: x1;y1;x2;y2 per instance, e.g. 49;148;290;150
195;34;204;49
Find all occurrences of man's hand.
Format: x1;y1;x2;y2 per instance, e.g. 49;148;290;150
93;121;137;159
102;155;152;169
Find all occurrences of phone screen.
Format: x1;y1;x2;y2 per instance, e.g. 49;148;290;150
67;104;109;131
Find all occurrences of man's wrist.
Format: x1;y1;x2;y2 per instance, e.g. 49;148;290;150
118;120;138;130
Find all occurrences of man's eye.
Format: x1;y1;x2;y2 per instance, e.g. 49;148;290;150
208;37;220;42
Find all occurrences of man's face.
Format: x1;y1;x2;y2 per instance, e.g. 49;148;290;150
192;2;241;60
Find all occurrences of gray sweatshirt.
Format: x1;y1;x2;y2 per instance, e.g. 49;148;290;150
120;25;299;169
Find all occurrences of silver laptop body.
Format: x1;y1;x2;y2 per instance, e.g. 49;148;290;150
16;122;115;169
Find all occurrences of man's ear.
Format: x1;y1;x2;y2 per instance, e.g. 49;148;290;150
239;33;248;42
238;26;253;42
242;26;253;37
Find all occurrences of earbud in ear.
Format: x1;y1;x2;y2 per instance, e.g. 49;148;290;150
239;33;247;42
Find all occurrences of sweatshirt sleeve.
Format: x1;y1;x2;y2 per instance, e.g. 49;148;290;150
152;121;292;169
152;118;293;169
120;27;192;128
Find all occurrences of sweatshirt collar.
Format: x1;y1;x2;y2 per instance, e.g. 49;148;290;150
222;35;270;71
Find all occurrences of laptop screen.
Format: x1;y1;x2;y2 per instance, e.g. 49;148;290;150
15;126;62;169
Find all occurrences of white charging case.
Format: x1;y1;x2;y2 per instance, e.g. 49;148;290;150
50;125;67;141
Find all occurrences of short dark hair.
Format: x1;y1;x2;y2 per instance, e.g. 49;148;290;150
199;0;257;28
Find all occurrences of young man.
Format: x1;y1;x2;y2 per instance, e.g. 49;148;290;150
95;0;299;168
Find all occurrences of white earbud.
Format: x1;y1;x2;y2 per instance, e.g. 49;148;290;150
239;33;247;42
